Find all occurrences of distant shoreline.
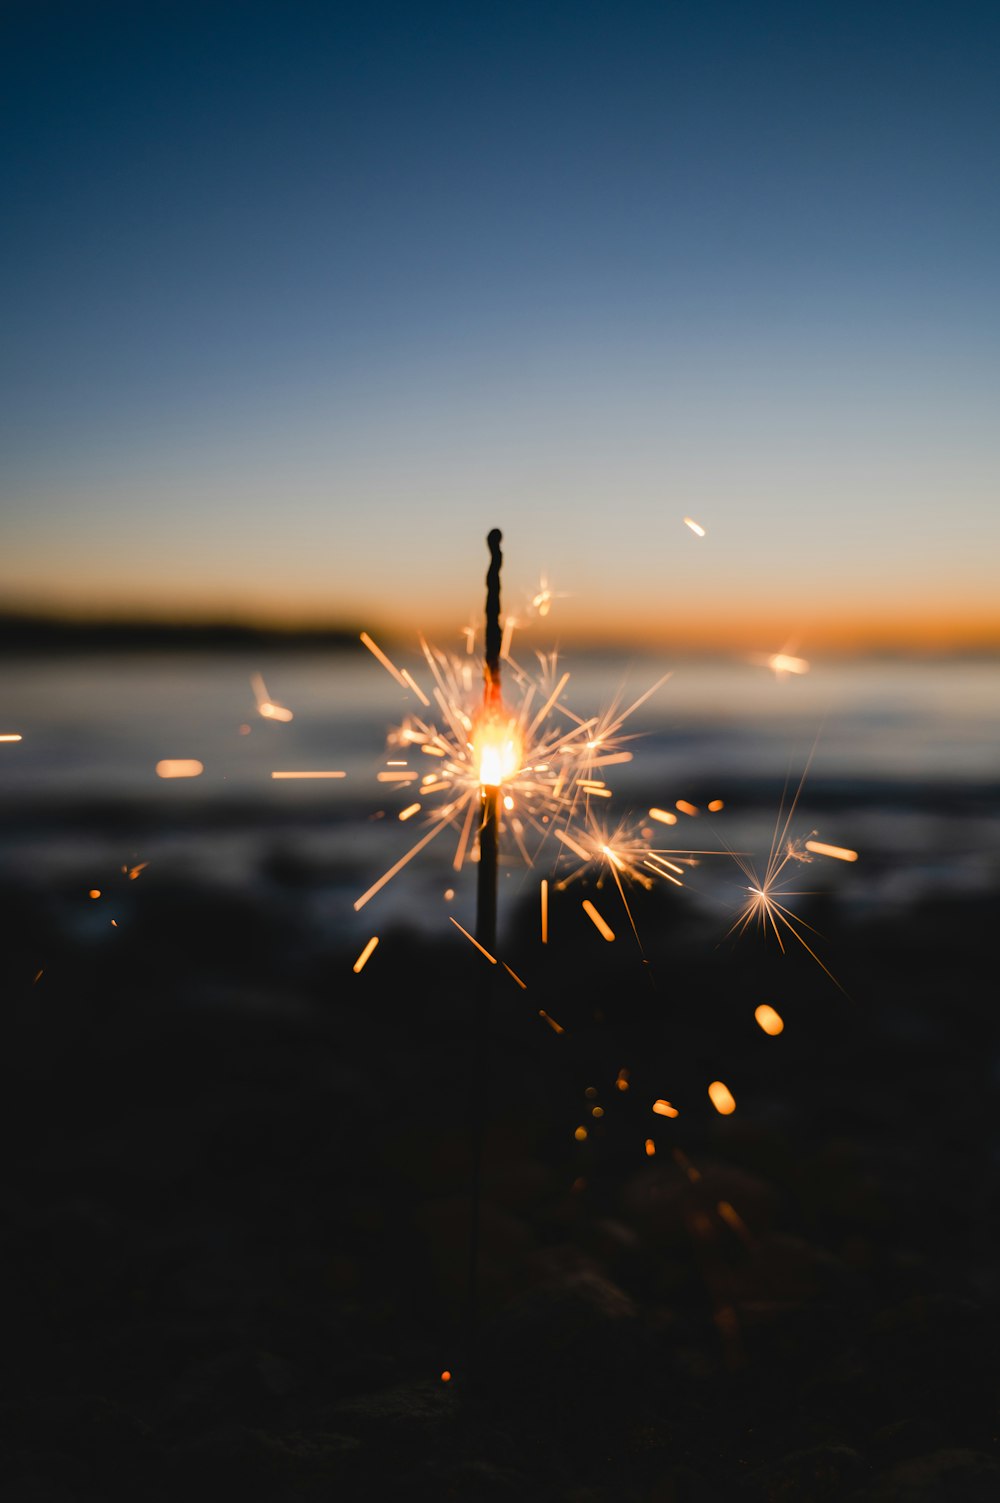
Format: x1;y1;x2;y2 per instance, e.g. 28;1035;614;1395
0;613;360;653
1;612;998;662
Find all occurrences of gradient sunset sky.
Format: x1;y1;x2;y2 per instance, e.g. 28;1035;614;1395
3;0;998;652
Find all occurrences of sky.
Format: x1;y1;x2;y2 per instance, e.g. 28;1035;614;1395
2;0;999;652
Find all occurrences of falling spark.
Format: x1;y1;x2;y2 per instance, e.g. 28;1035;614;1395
754;1004;784;1035
449;915;498;965
271;770;347;779
708;799;724;812
353;936;380;973
722;744;849;992
122;862;149;880
708;1080;736;1115
0;733;23;743
683;516;706;537
503;962;528;989
155;759;203;778
645;1139;656;1157
88;889;101;899
649;807;677;826
440;1370;452;1384
616;1069;630;1092
251;672;294;722
652;1099;679;1117
805;839;858;862
538;1009;565;1034
675;800;698;816
399;803;421;821
33;969;44;985
716;1201;751;1242
574;1126;588;1141
754;651;810;678
360;632;411;690
540;878;549;943
582;900;615;942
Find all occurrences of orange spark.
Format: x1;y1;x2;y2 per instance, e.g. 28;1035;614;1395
88;889;101;899
398;803;421;821
448;916;498;964
155;760;203;778
616;1069;630;1091
271;770;347;779
708;1080;736;1115
582;900;615;941
644;1138;656;1156
538;1009;565;1034
754;1004;784;1035
360;631;411;690
555;827;592;861
440;1370;452;1383
683;516;706;537
0;733;23;742
708;799;724;812
804;839;858;862
353;936;380;974
574;1126;588;1141
649;807;677;826
540;878;549;944
675;800;698;816
652;1099;679;1117
503;962;527;989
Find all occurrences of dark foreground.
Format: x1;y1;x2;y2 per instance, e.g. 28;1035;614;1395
2;869;998;1502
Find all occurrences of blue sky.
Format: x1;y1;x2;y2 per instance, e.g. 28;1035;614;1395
2;0;998;649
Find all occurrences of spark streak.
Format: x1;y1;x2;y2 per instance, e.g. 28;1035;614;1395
449;915;498;964
271;770;347;779
155;760;203;778
582;900;615;941
353;937;379;973
805;839;858;862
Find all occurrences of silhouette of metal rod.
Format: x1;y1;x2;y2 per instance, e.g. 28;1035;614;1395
466;529;503;1387
476;528;503;953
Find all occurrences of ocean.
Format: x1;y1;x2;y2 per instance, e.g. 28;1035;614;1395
2;647;997;947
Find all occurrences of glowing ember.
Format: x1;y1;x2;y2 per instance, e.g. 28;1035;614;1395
271;770;347;779
675;799;698;816
649;807;677;825
352;936;379;973
89;889;101;899
708;799;724;812
616;1069;630;1091
0;733;23;742
440;1370;452;1383
356;618;669;913
754;1003;784;1035
708;1080;736;1115
582;899;615;941
449;915;498;964
652;1099;679;1117
251;672;294;722
644;1138;656;1156
538;1009;565;1034
540;878;549;943
399;803;421;821
155;760;203;778
574;1126;588;1141
471;703;523;787
805;839;858;862
683;516;706;537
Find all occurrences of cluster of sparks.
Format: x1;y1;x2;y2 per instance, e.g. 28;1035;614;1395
352;623;689;932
